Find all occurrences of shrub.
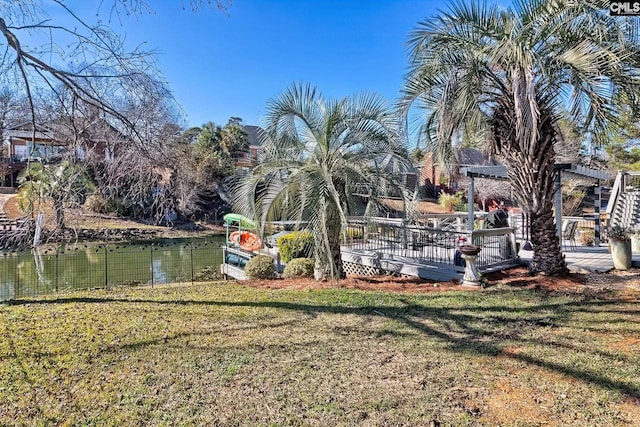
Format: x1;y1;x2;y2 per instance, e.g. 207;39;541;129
579;230;595;246
608;225;629;241
438;192;463;212
345;227;363;240
277;231;314;263
84;194;126;215
84;194;108;212
283;258;315;278
244;255;275;279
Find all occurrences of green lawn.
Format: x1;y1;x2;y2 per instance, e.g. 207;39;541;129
1;282;639;426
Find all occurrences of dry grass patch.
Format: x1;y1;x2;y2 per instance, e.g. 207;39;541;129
2;195;21;219
1;282;640;425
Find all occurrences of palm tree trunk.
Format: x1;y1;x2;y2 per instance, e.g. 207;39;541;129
329;233;344;280
493;96;568;276
528;205;566;275
313;198;345;280
504;154;567;276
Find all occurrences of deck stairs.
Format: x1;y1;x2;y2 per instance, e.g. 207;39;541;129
610;191;640;230
606;171;640;232
0;211;13;230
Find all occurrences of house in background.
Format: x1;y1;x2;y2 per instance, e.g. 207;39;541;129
1;122;63;187
1;120;116;187
232;125;265;177
418;147;499;198
418;152;442;199
3;122;65;163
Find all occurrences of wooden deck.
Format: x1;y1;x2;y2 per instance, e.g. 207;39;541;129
520;243;640;273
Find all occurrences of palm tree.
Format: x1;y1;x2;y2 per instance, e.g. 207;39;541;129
19;161;93;231
401;0;640;276
234;83;412;280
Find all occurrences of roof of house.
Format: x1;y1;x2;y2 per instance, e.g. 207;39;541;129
455;147;496;166
6;121;54;132
4;118;124;145
3;122;60;145
244;125;265;147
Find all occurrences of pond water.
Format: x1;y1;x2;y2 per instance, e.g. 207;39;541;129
0;235;226;300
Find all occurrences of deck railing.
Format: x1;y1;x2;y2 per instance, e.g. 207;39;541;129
344;217;517;269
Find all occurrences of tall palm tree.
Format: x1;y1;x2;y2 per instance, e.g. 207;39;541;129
234;83;412;280
401;0;640;276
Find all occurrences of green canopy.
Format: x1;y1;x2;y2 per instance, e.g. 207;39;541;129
223;213;256;230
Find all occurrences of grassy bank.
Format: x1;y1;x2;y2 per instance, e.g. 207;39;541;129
2;195;225;240
1;283;639;426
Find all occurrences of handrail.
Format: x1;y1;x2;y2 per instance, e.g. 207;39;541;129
605;171;624;216
471;227;516;238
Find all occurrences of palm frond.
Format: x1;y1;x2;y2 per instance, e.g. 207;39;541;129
234;82;412;279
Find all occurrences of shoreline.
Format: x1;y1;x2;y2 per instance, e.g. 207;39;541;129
37;222;227;245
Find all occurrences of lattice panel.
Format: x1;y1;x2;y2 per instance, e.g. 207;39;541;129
343;261;382;277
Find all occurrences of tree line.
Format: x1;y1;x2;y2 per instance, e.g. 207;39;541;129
1;88;249;228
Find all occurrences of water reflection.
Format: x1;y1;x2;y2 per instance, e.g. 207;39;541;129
0;236;225;300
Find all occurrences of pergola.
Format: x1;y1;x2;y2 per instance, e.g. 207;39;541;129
463;163;611;245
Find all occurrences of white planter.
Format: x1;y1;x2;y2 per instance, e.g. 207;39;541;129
610;238;632;270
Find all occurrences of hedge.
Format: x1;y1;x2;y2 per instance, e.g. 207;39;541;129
244;255;275;279
277;231;314;263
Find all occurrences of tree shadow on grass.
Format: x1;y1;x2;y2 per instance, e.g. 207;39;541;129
6;292;640;398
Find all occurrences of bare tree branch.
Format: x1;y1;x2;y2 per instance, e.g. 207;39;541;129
0;2;174;149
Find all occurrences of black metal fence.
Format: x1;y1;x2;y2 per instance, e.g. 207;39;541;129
0;239;223;301
344;218;517;269
470;228;518;267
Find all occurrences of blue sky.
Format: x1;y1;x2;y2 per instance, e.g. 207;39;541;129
91;0;445;129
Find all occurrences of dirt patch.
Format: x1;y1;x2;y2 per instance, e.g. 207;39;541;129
620;397;640;421
3;195;21;219
481;376;556;426
485;266;587;291
482;336;640;426
240;266;640;295
584;268;640;291
606;336;640;353
242;275;478;293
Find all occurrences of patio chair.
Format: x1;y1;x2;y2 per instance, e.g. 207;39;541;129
562;220;578;251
